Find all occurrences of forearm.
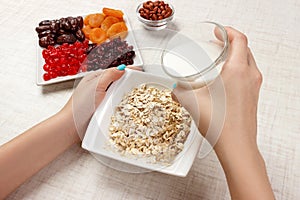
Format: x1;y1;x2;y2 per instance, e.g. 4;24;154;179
0;111;80;198
214;131;275;200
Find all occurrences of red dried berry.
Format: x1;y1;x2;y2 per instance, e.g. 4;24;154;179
42;40;91;81
43;73;51;81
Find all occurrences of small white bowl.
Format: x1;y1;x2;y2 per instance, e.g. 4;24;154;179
82;69;202;177
136;2;175;30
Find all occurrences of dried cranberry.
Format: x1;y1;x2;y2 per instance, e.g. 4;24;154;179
42;40;89;81
43;73;51;81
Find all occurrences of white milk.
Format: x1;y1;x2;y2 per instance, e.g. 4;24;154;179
161;36;223;88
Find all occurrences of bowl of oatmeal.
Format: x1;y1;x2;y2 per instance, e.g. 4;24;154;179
82;69;202;176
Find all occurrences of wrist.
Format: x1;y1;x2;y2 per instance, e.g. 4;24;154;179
216;138;260;162
215;139;263;168
214;136;274;199
56;109;81;144
214;122;259;158
214;128;264;170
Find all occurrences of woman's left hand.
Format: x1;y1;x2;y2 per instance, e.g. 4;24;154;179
62;65;143;141
62;66;127;141
0;65;143;198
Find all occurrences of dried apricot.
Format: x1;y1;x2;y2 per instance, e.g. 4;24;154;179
107;22;128;39
89;13;105;28
90;28;107;44
84;14;93;26
82;25;93;39
101;16;120;32
103;8;124;19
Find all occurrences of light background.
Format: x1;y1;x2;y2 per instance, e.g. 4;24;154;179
0;0;299;199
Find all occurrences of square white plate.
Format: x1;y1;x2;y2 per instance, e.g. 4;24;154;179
36;9;143;86
82;69;202;177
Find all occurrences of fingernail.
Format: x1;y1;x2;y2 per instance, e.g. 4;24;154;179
117;64;126;71
172;83;177;89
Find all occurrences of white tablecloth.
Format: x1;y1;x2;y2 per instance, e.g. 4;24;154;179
0;0;299;199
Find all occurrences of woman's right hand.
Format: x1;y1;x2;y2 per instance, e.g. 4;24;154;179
172;27;275;199
173;27;262;153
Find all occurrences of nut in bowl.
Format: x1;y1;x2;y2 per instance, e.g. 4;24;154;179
82;69;202;176
136;1;175;30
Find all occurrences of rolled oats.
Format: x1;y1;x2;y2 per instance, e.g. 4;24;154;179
108;84;191;164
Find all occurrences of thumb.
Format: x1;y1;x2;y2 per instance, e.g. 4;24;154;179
96;67;126;92
172;86;201;127
94;67;126;106
172;86;193;109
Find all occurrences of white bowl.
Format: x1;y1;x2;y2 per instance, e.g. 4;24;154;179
82;69;202;177
136;2;175;30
